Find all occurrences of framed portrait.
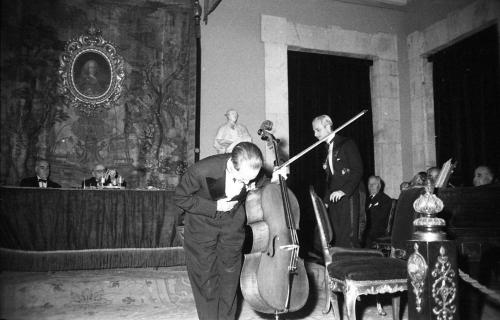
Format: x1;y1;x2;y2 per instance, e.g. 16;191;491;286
58;26;124;115
72;50;111;98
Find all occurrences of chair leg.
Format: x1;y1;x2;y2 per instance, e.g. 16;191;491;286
344;289;358;320
331;292;341;320
392;295;401;320
376;298;387;316
323;270;331;314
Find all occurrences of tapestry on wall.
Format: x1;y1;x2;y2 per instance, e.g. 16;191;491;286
0;0;196;189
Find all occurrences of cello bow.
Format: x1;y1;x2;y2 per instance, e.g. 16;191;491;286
275;109;368;171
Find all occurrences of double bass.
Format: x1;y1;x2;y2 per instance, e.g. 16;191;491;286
240;121;309;319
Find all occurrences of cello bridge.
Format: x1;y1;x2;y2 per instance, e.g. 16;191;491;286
279;244;299;251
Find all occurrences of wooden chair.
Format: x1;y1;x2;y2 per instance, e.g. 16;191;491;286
309;186;408;320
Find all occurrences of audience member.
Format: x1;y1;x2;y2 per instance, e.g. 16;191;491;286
20;159;61;188
400;181;410;191
472;165;495;187
426;166;441;186
409;171;427;187
364;175;393;248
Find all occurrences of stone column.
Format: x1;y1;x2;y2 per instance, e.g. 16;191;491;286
407;183;459;320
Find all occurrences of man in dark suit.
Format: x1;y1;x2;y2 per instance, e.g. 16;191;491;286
82;164;126;188
82;164;106;188
364;175;393;248
20;159;61;188
174;142;268;320
312;115;363;248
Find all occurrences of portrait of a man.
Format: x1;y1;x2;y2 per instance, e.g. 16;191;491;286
73;51;111;97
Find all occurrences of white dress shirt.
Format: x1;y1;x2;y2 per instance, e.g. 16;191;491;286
37;176;47;188
327;137;334;175
225;169;245;199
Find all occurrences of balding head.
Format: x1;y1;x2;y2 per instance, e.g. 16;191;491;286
312;115;333;141
92;164;106;180
368;175;382;196
426;167;440;186
473;166;494;186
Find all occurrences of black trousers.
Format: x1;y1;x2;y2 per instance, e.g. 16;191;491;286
328;191;360;248
183;209;246;320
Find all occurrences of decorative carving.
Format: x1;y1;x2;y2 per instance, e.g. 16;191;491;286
413;181;446;241
58;25;125;116
330;278;407;296
431;246;457;320
413;183;444;215
408;243;428;312
414;217;445;227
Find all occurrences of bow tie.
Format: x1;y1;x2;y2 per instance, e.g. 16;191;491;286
38;179;47;183
324;140;331;150
233;177;247;186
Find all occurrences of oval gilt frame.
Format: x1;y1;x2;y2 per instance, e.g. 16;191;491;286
58;26;124;116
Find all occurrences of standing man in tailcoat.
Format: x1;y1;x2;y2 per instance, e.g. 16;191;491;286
312;115;364;248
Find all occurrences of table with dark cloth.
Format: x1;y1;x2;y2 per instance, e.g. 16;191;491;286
0;187;185;271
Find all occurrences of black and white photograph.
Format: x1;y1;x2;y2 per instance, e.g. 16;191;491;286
1;0;499;320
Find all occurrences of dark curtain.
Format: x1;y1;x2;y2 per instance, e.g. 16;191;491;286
429;25;500;186
287;50;374;255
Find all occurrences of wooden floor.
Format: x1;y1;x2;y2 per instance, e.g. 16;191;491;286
1;263;499;320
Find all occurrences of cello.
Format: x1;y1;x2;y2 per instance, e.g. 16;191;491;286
240;110;368;318
240;121;309;319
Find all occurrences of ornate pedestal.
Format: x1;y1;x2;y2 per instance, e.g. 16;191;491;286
408;240;459;320
407;183;459;320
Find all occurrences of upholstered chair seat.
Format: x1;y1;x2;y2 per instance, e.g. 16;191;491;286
328;256;407;281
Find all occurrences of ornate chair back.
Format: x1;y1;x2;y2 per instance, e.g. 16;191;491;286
310;186;333;266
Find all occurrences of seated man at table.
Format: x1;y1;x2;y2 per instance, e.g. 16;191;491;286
82;164;126;188
20;159;61;188
105;168;127;187
82;164;107;188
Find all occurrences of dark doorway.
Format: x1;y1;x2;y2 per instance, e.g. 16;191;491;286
429;24;499;186
287;50;374;256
